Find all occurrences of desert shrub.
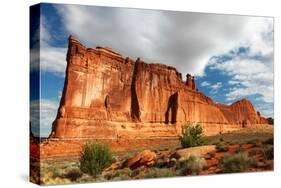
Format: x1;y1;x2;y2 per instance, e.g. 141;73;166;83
156;157;177;168
215;142;229;152
112;173;131;181
79;142;114;177
139;167;176;179
103;168;132;180
248;148;262;157
40;176;71;185
180;123;206;148
51;168;64;179
219;152;256;173
177;155;206;175
263;138;274;145
155;158;167;168
64;168;83;181
262;146;274;160
235;146;245;153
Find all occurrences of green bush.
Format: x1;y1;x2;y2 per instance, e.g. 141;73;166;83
219;152;256;173
79;142;114;177
139;167;176;179
177;155;206;175
104;168;132;180
180;123;206;148
64;168;83;181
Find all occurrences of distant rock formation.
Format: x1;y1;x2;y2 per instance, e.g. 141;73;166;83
50;35;269;141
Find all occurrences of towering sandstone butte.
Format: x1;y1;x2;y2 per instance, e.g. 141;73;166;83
50;35;268;142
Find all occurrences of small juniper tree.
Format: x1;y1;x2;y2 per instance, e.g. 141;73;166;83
79;142;114;177
180;122;206;148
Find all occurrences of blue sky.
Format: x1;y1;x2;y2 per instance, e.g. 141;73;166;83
30;3;274;137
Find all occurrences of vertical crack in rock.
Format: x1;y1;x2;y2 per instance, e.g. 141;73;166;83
165;92;178;124
130;58;141;121
104;95;111;109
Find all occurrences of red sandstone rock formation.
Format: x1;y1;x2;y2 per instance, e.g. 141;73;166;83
50;36;268;141
123;150;157;169
216;99;270;127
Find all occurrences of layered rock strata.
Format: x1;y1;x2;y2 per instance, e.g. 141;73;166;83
51;36;267;140
35;36;269;158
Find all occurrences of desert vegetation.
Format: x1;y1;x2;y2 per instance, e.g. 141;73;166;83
180;123;206;148
219;152;257;173
30;123;273;185
79;142;114;177
177;155;206;175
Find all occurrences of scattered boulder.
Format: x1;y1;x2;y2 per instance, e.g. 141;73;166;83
172;145;216;160
123;150;157;169
157;150;175;160
104;160;123;172
206;158;219;167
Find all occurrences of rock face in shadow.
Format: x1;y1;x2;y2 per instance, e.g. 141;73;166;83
50;35;269;140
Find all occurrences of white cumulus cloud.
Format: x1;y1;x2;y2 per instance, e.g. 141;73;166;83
54;4;272;77
201;81;211;87
30;99;59;137
30;15;67;75
206;18;273;117
40;47;67;75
